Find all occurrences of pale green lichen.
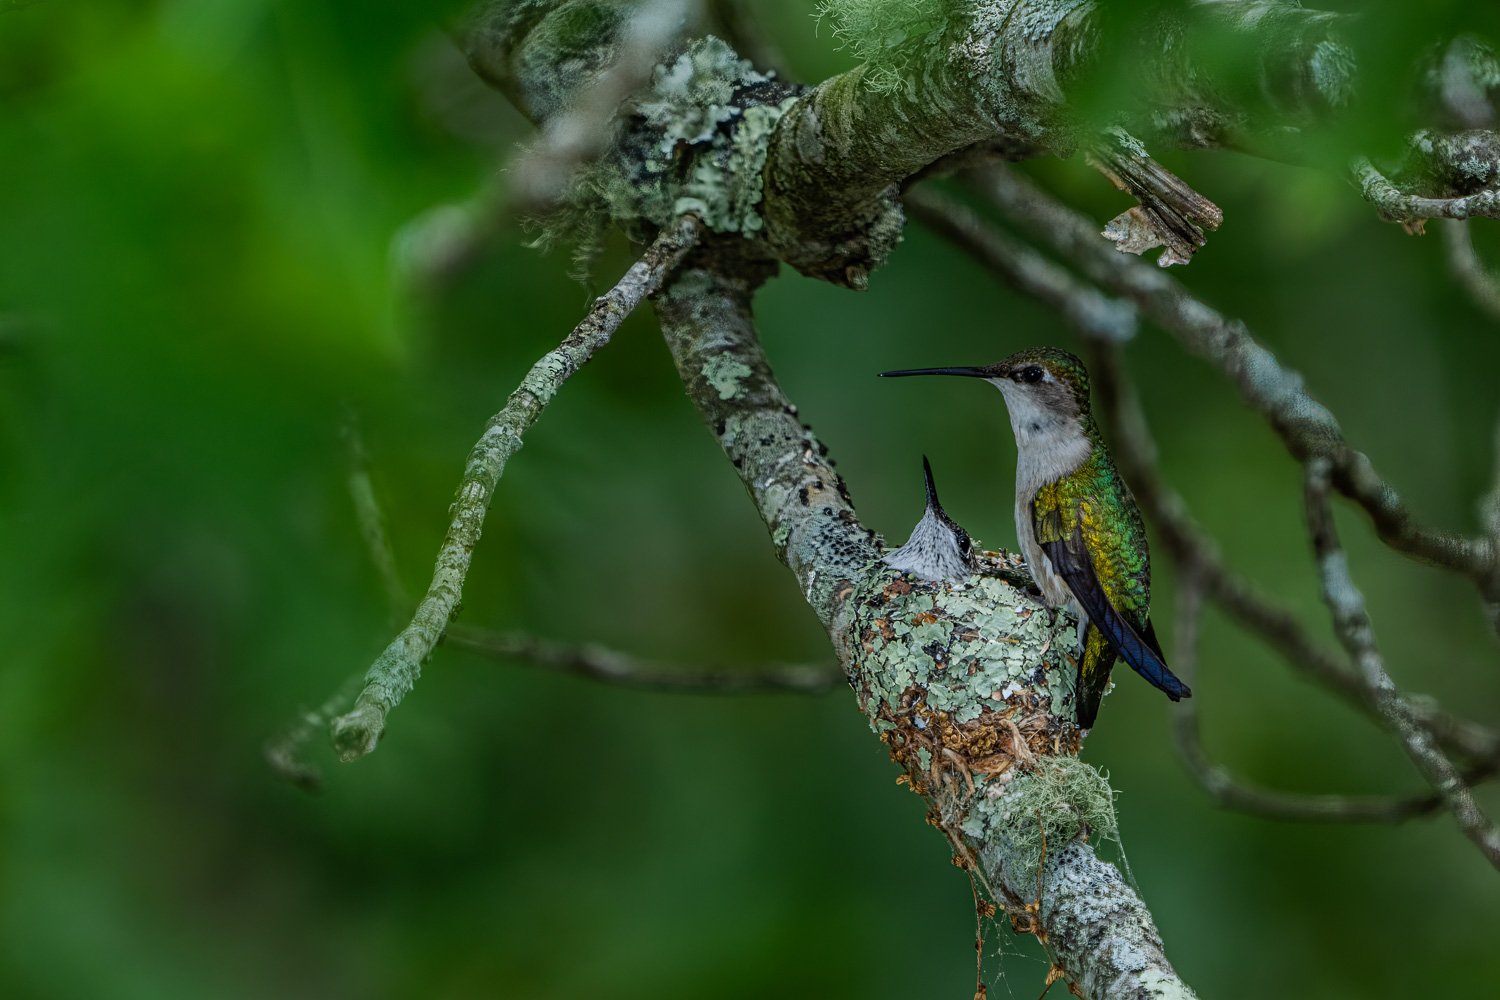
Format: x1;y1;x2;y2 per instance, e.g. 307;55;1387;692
853;568;1076;724
816;0;961;93
703;355;752;400
634;38;802;233
538;35;804;271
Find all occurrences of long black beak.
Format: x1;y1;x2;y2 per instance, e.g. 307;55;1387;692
878;366;990;379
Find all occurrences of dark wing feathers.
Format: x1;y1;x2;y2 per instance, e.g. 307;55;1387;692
1141;617;1166;661
1040;531;1191;702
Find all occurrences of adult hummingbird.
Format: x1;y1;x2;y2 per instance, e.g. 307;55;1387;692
880;346;1190;728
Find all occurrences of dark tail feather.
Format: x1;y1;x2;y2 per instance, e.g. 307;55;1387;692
1127;653;1192;701
1134;618;1190;699
1112;622;1189;700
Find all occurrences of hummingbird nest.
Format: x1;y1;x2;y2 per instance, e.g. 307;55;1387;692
848;553;1127;890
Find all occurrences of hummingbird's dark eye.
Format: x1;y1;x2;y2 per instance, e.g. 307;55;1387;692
1020;366;1044;384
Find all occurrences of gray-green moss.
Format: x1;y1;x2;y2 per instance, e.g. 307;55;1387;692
966;756;1125;890
517;1;628;121
816;0;962;93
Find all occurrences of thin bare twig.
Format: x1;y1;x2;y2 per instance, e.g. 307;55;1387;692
1172;568;1497;823
446;625;842;694
344;410;410;622
1084;342;1500;762
1442;220;1500;321
264;676;365;793
269;297;850;788
1442;218;1500;636
1305;459;1500;868
1485;417;1500;639
904;188;1137;344
403;2;699;287
328;215;702;764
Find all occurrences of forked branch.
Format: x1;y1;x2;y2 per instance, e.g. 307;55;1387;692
327;215;702;763
1305;461;1500;868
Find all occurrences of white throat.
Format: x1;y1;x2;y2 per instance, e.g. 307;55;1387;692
991;379;1091;495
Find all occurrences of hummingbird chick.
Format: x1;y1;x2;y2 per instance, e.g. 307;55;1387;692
883;455;975;583
880;347;1190;728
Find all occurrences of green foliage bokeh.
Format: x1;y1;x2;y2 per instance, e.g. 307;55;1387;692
2;2;1499;998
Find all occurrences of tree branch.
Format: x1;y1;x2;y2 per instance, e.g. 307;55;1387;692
1171;568;1496;824
1442;219;1500;322
344;410;410;622
340;0;1500;988
463;0;1500;295
1304;460;1500;869
507;0;699;212
903;188;1138;344
1085;340;1500;763
654;256;877;631
271;373;851;790
1356;154;1500;229
328;215;701;763
1486;416;1500;639
445;625;841;693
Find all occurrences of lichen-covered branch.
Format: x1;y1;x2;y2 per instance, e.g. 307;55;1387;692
467;0;1500;299
265;676;366;793
328;215;701;763
1305;460;1500;869
909;186;1500;828
1356;152;1500;228
328;0;1500;989
506;0;699;211
653;258;878;631
653;257;1195;998
760;0;1098;285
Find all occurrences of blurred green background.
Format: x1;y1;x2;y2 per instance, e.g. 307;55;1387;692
3;2;1499;997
